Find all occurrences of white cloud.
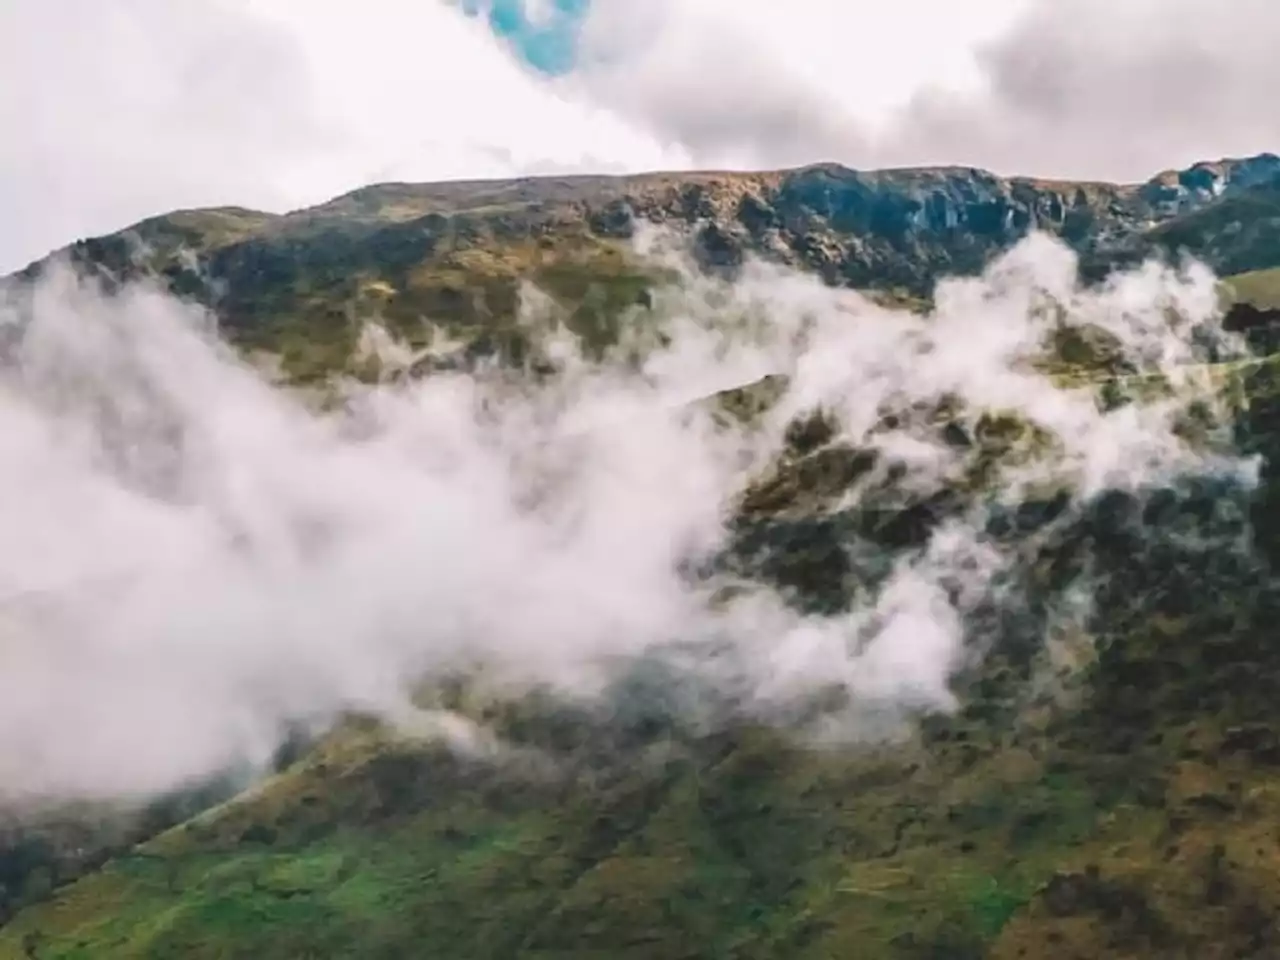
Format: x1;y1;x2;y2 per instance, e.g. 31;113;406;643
6;0;1280;272
568;0;1033;164
885;0;1280;180
0;0;687;272
1;1;321;271
565;0;1280;180
0;231;1253;801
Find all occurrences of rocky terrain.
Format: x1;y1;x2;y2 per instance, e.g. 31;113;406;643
13;151;1280;384
4;153;1280;958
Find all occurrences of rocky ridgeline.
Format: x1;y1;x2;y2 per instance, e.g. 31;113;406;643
22;152;1280;307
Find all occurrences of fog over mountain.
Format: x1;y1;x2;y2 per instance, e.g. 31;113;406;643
6;3;1280;956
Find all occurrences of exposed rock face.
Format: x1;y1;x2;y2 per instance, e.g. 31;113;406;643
1138;153;1280;215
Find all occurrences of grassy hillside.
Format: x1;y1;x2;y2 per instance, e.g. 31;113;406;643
8;522;1280;960
1224;266;1280;309
7;157;1280;958
5;339;1280;960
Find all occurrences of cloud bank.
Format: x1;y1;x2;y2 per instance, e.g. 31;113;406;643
559;0;1280;179
0;231;1254;802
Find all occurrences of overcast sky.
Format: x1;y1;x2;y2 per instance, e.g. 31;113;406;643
5;0;1280;272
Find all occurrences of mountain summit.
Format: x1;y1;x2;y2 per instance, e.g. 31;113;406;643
16;151;1280;384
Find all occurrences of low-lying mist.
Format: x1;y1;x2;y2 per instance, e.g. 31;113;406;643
0;230;1260;804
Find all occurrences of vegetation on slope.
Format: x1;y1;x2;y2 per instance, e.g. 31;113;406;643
14;150;1280;386
5;319;1280;960
9;448;1280;960
1224;265;1280;310
7;157;1280;958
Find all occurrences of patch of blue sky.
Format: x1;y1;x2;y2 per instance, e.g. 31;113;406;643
458;0;590;76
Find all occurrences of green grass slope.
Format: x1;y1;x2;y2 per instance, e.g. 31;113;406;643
7;592;1280;960
1224;265;1280;309
6;353;1280;959
8;158;1280;959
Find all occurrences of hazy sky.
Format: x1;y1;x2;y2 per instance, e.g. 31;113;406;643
5;0;1280;272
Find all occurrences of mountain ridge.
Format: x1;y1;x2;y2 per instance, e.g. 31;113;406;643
28;149;1280;284
13;150;1279;388
6;150;1280;958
